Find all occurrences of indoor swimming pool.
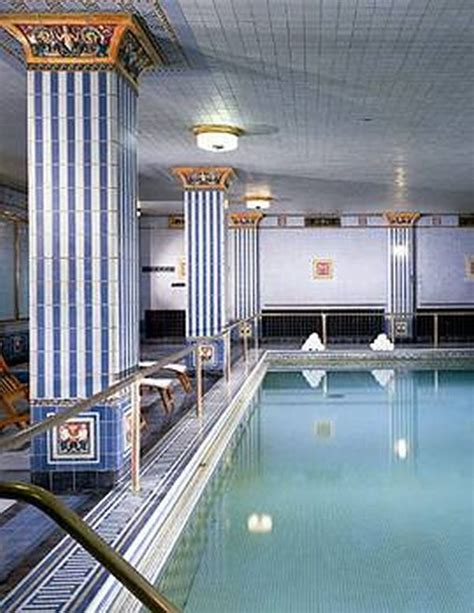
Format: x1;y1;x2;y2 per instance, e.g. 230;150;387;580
156;368;473;612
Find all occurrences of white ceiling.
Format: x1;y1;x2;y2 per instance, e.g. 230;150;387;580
0;0;473;214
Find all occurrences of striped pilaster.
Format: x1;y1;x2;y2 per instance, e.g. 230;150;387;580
175;167;234;371
229;213;262;321
387;226;416;318
184;189;227;338
385;212;419;337
28;70;139;402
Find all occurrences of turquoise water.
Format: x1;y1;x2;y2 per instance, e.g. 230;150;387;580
157;370;474;612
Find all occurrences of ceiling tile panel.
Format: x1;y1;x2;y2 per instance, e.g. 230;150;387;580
0;0;472;212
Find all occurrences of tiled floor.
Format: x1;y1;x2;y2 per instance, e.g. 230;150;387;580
1;349;262;611
0;340;220;601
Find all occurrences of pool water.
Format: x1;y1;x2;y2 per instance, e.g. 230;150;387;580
157;369;474;612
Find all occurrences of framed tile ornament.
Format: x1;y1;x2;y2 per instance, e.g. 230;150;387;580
239;322;253;338
168;215;185;229
48;413;99;463
199;344;215;363
466;255;474;280
313;258;334;280
177;256;186;280
124;409;133;452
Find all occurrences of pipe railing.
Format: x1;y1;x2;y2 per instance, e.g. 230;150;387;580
0;313;262;465
0;316;262;611
0;344;195;453
260;310;474;347
0;481;178;613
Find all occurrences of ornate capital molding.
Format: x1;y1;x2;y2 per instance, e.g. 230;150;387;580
229;212;263;228
0;13;161;86
172;167;235;191
384;211;421;227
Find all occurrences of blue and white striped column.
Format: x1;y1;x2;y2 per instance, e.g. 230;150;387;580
27;70;140;487
2;14;159;489
28;70;139;400
229;212;262;321
386;216;419;338
175;168;234;372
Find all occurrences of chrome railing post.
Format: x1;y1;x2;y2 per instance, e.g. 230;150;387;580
130;380;141;493
433;313;439;348
195;342;203;419
254;314;260;354
322;312;328;347
225;330;232;384
243;326;249;370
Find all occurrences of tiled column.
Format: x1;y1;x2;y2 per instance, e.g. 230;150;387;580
1;14;160;490
385;212;420;339
229;212;263;322
173;167;234;372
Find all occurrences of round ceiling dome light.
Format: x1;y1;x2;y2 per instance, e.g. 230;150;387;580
244;195;273;210
193;124;244;152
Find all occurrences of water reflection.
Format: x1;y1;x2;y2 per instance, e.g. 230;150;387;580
389;371;418;472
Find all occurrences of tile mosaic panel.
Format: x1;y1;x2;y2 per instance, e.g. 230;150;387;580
48;413;99;464
30;395;130;474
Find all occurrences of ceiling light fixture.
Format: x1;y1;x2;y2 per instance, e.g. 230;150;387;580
193;124;244;152
244;195;273;210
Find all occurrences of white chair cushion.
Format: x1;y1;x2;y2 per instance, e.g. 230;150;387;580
164;363;187;374
141;378;174;390
139;360;157;368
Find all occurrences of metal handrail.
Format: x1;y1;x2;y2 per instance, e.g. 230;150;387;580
0;344;195;452
0;481;178;613
188;312;260;342
260;310;473;317
0;313;262;453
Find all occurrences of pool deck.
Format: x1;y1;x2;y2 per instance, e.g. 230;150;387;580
1;346;473;611
0;350;265;612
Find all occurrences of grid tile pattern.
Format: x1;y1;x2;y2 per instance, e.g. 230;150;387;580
0;0;473;212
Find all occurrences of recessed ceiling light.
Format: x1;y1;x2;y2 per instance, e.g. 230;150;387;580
193;124;244;152
244;195;273;210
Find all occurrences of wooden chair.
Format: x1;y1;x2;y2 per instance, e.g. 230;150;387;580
139;361;193;394
0;358;30;431
140;378;176;415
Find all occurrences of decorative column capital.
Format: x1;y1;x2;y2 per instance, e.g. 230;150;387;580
384;211;420;227
229;211;263;228
172;167;235;191
0;13;161;86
